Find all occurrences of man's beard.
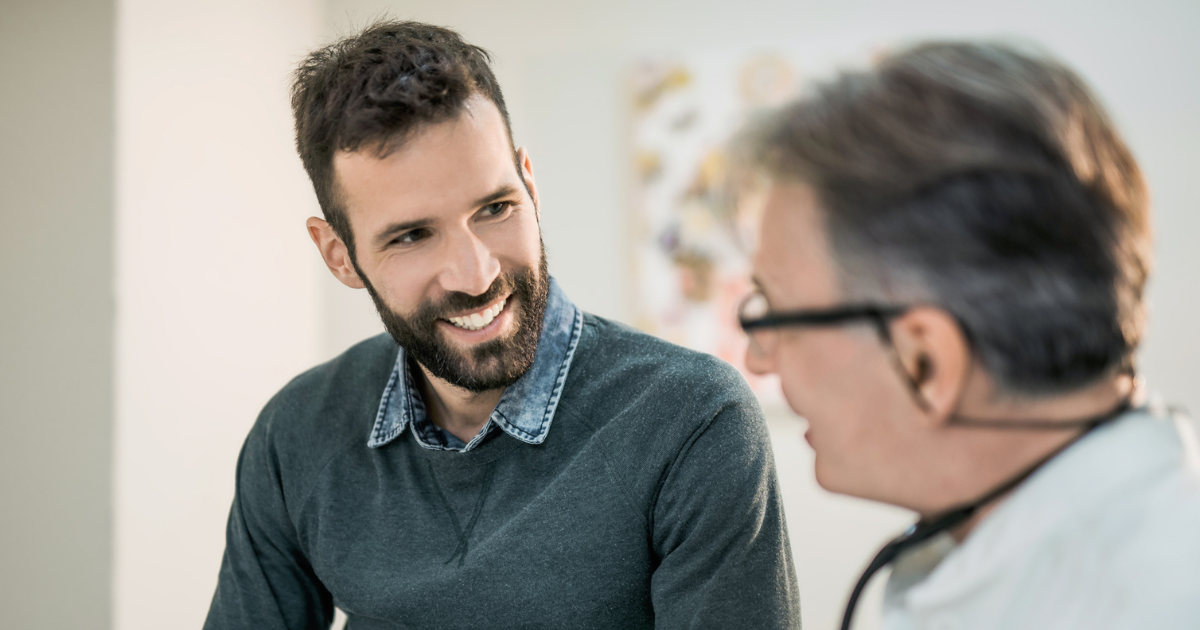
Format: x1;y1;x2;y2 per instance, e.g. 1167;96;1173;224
359;247;550;393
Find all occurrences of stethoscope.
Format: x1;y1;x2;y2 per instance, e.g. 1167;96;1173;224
829;314;1196;629
838;393;1144;630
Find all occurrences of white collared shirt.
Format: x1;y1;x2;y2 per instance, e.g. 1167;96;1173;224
883;405;1200;630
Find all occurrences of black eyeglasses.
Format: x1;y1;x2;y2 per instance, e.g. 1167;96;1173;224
737;289;910;356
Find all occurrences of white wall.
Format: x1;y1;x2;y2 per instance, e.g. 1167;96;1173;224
318;2;1200;628
113;1;324;627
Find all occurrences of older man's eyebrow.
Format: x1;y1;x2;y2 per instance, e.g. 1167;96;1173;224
373;218;433;249
750;275;768;296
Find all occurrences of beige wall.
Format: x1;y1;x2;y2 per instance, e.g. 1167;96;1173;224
0;0;116;628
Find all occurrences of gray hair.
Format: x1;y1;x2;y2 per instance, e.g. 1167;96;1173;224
746;41;1151;395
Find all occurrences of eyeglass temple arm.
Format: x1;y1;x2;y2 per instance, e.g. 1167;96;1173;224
869;313;935;413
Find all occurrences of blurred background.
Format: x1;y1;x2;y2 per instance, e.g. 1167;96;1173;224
2;0;1198;628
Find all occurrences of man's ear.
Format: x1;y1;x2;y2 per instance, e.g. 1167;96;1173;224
888;306;971;427
516;147;540;217
306;216;365;289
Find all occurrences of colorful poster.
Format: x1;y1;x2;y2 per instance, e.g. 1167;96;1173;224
629;51;808;403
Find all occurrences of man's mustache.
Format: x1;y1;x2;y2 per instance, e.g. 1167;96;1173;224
416;276;514;324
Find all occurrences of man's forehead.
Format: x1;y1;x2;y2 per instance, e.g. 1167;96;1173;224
331;100;518;224
754;183;813;266
753;181;839;305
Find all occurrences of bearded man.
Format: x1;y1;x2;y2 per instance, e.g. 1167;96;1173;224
203;20;801;630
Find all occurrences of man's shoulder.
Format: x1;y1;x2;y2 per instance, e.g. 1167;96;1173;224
252;333;398;456
268;332;397;413
934;413;1200;625
551;313;774;526
575;312;754;400
559;312;762;437
1106;418;1200;583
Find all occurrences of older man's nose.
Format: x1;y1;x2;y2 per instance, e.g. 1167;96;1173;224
744;337;777;376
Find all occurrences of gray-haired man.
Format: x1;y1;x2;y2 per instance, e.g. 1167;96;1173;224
740;42;1200;629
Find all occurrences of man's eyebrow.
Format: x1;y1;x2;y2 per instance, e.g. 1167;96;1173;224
750;275;766;294
749;275;775;303
374;218;433;249
370;185;523;249
473;184;521;208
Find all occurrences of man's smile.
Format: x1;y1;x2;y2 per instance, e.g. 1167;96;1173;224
437;294;516;344
443;295;509;330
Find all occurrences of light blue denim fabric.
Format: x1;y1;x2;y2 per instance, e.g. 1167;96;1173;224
368;278;583;452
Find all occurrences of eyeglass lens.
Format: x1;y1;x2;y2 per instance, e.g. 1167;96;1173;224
740;291;779;356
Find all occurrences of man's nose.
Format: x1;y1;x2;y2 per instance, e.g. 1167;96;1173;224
744;338;776;376
439;229;501;296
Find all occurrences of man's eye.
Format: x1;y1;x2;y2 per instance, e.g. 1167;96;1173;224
393;229;429;245
481;202;510;218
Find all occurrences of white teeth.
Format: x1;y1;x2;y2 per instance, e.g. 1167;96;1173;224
446;298;507;331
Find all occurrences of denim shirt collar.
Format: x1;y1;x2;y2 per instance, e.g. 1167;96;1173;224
368;277;583;450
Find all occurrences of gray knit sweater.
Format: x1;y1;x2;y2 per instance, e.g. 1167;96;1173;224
204;314;801;629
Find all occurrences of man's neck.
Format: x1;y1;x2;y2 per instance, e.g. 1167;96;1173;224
965;374;1136;426
931;373;1136;542
415;363;505;444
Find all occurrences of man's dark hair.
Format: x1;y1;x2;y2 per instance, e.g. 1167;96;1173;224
291;20;514;258
747;41;1151;395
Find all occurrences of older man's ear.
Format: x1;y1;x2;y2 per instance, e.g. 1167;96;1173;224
888;306;972;427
